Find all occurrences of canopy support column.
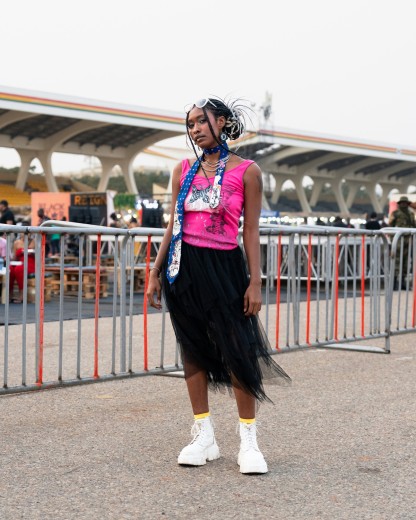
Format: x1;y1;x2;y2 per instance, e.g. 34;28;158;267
119;159;138;195
367;183;382;214
15;149;36;191
309;178;325;208
294;175;311;214
332;180;349;215
270;174;286;205
38;152;58;192
345;183;360;209
97;158;117;192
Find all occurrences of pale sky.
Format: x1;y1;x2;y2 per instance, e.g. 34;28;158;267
1;0;415;172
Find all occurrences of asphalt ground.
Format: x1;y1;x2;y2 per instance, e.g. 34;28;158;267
1;326;415;519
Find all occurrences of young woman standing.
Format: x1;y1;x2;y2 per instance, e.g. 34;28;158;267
147;97;290;474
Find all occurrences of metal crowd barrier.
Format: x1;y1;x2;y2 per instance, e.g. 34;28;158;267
259;226;391;354
0;222;172;395
0;222;413;396
382;227;416;336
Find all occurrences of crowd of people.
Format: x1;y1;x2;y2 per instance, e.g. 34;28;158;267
313;212;388;229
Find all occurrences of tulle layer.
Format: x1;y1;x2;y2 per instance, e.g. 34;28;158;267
162;241;291;402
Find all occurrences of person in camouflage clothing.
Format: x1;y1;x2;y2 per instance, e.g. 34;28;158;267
389;195;416;289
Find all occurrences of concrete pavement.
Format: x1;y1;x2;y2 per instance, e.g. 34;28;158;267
0;329;415;519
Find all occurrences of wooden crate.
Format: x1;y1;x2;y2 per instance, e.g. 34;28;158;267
93;254;115;267
116;266;147;294
27;274;53;303
45;267;108;299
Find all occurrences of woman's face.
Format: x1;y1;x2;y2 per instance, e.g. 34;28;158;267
187;107;225;149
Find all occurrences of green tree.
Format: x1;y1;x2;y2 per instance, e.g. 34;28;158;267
114;193;137;209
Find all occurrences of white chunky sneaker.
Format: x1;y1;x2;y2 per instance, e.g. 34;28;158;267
178;417;220;466
237;422;268;474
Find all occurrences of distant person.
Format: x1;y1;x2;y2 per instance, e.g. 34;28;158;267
364;212;381;271
59;216;69;255
8;233;36;303
37;208;50;225
49;212;61;255
0;233;7;301
109;212;121;228
37;208;51;256
128;216;139;229
379;215;388;228
0;200;15;225
365;212;381;230
332;216;348;228
345;218;354;229
50;230;61;256
0;233;8;263
389;196;416;228
389;196;416;289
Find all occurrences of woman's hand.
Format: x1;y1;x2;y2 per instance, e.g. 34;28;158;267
144;160;181;312
243;280;262;316
242;163;263;317
147;271;162;310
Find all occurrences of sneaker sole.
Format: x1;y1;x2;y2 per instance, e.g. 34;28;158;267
238;453;268;474
178;444;220;466
239;464;268;474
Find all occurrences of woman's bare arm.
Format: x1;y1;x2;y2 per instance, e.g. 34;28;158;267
242;163;263;316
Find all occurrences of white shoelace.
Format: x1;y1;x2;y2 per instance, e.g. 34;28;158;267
190;419;213;445
239;423;261;451
190;422;203;444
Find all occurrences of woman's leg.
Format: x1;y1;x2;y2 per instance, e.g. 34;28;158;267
183;357;209;415
178;357;219;466
233;383;256;419
232;376;267;474
8;266;16;298
52;239;60;255
14;265;25;291
9;266;23;301
12;266;24;301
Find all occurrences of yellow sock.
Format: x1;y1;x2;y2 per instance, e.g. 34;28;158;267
239;417;256;425
194;412;211;420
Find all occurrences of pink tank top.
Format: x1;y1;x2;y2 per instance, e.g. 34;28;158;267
181;158;254;250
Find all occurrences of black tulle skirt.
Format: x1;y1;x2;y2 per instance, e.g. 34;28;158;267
162;241;291;402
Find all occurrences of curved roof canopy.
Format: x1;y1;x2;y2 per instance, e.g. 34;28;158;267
1;86;415;215
234;130;416;214
0;86;184;193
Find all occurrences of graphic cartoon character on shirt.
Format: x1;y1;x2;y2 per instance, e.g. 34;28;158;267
188;185;211;206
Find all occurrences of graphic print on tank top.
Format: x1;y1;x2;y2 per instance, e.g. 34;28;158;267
188;184;211;206
184;178;235;237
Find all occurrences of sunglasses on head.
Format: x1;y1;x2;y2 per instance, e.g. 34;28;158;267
194;98;217;109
